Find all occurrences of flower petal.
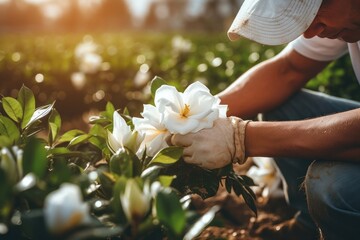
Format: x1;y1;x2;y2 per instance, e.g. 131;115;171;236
164;111;199;134
155;85;183;113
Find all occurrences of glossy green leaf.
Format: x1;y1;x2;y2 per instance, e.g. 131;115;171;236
0;116;20;143
159;175;176;187
57;129;85;144
112;176;127;224
48;122;58;146
141;165;164;181
14;173;37;193
67;134;91;148
48;109;61;144
0;168;12;209
150;76;167;98
109;150;133;178
156;188;186;236
183;205;221;240
148;147;183;166
25;102;55;129
18;85;35;130
88;115;111;125
89;124;107;139
2;97;23;123
0;135;12;148
233;178;257;216
105;101;115;120
23;138;47;178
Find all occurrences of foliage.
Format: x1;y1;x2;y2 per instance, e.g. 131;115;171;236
0;83;257;240
1;33;358;122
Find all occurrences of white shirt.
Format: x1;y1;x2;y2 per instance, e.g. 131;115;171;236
286;36;360;84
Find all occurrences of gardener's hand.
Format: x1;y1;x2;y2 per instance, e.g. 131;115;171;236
170;117;251;169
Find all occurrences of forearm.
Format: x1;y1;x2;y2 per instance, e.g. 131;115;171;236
219;58;298;118
218;49;329;118
246;108;360;161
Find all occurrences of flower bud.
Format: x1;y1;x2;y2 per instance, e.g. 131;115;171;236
120;179;150;223
1;148;18;184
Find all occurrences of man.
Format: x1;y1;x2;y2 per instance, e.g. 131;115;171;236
171;0;360;239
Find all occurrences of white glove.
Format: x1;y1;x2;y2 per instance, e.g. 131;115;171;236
170;117;251;169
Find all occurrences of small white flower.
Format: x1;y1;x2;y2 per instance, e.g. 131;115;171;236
133;104;170;157
44;183;91;234
246;157;282;199
120;179;150;223
154;81;227;134
108;111;143;155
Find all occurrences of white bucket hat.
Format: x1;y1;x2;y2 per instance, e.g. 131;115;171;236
228;0;323;45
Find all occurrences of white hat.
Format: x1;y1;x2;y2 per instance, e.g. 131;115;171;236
228;0;323;45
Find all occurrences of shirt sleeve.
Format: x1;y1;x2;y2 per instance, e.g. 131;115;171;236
284;35;349;61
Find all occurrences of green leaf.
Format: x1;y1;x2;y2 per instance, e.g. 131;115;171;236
23;138;47;178
156;188;186;236
2;97;23;123
159;175;176;187
88;115;111;125
150;76;167;98
57;129;85;144
240;174;257;186
67;134;91;148
25;102;55;129
148;147;183;166
112;176;127;224
140;165;164;181
48;122;58;146
233;178;257;216
14;173;37;193
0;116;20;143
105;101;115;119
48;109;61;144
109;150;133;178
183;205;221;240
0;168;12;211
18;85;35;130
0;135;12;148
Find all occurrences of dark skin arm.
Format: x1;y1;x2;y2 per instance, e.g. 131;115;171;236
219;48;360;160
218;48;329;118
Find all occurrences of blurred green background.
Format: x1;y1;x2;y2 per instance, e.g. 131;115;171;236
1;0;359;129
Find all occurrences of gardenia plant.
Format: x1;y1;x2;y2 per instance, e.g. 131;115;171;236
0;79;256;240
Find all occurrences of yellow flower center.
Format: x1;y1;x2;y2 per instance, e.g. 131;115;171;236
180;104;190;118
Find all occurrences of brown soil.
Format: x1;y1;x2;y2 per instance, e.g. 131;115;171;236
192;164;297;240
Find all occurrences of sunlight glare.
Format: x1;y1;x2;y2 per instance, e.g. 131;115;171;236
43;3;63;20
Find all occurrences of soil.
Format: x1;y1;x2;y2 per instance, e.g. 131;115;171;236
192;163;297;240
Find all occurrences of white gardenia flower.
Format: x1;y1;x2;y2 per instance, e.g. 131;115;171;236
246;157;282;199
108;111;143;155
154;81;227;134
44;183;91;234
133;104;171;157
120;179;150;223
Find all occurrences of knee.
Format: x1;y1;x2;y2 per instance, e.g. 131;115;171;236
305;162;342;222
305;161;360;239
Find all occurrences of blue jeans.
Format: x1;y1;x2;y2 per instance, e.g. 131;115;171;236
263;89;360;240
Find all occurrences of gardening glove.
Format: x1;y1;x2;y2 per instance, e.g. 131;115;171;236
170;117;251;169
